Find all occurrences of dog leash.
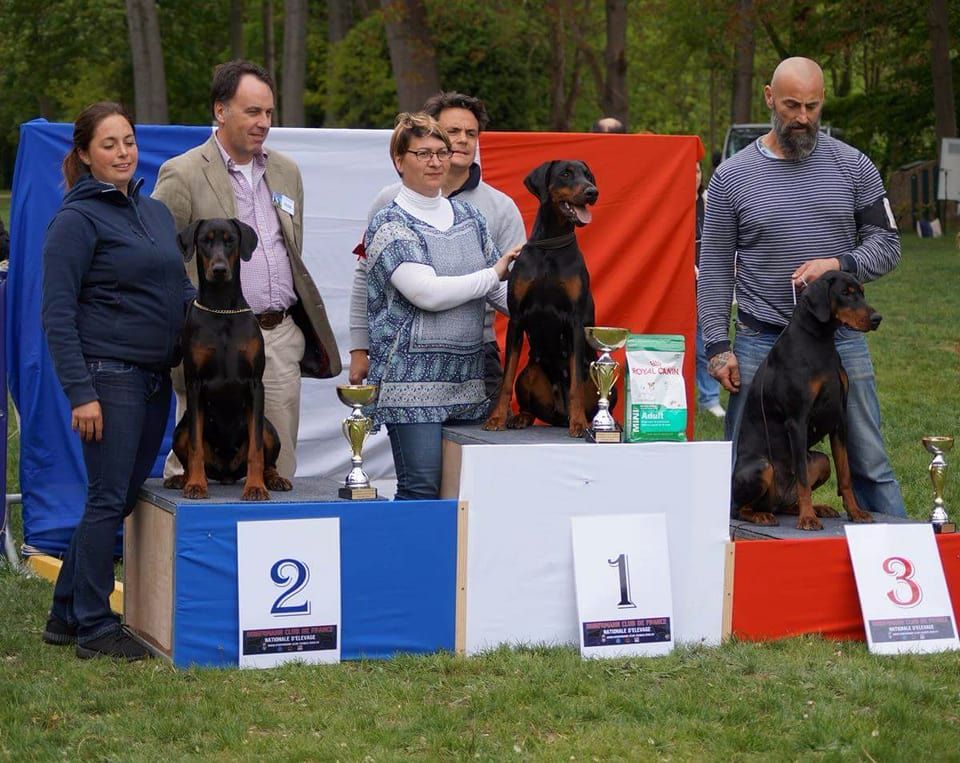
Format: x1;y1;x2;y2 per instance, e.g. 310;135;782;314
191;299;253;315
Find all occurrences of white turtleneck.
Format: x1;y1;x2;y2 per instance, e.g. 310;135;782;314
389;184;501;312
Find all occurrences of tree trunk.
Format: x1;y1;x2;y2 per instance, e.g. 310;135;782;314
263;0;277;91
281;0;307;125
601;0;628;129
325;0;356;126
230;0;245;59
731;0;755;124
125;0;169;124
380;0;440;112
927;0;957;163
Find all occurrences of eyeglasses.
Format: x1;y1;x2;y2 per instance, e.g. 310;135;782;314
406;148;453;162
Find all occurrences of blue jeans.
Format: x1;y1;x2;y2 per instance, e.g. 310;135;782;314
696;318;721;408
387;422;443;501
726;324;906;517
51;361;172;642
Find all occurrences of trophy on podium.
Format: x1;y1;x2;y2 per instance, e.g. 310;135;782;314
336;384;378;500
922;436;956;534
584;326;630;443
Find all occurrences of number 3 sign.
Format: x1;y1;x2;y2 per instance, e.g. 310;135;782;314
237;517;341;668
845;524;959;655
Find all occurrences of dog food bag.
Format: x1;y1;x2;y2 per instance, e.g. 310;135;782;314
624;334;687;442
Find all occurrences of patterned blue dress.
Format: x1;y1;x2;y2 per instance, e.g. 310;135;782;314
365;199;499;426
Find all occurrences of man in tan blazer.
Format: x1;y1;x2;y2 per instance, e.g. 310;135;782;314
154;59;341;481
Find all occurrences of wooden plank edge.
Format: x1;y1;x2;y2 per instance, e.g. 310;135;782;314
455;500;469;655
721;541;735;641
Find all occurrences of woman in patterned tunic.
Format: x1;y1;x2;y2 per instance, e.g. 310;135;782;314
365;112;519;500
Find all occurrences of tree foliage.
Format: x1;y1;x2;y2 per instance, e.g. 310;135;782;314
0;0;956;186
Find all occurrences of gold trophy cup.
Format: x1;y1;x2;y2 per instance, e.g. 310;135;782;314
337;384;378;500
584;326;630;443
922;436;955;533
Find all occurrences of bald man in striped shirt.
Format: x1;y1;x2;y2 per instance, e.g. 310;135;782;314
698;57;905;517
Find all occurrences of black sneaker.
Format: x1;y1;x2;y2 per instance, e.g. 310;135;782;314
42;613;78;645
75;627;151;662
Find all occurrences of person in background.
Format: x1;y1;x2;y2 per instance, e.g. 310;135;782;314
349;91;525;398
154;60;341;483
41;102;194;660
698;56;905;516
365;113;519;500
694;161;725;419
591;117;626;133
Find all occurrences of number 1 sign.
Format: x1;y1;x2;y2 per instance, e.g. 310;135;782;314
845;524;960;655
237;517;341;668
571;514;674;658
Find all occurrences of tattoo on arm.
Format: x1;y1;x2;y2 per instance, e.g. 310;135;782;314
708;352;732;374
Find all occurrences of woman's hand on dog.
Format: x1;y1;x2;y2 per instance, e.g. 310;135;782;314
494;245;523;280
72;401;103;442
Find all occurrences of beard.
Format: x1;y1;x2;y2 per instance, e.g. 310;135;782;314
771;108;819;160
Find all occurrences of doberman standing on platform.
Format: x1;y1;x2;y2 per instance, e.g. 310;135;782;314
732;271;882;530
483;159;604;437
164;218;292;501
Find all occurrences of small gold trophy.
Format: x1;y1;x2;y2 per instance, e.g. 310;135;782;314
922;436;955;533
584;326;630;443
337;384;378;500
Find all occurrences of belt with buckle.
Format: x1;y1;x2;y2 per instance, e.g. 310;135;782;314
256;307;291;331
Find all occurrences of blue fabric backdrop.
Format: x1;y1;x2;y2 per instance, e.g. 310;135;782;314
7;120;210;554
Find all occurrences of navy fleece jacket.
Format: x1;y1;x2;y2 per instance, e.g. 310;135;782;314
41;173;195;408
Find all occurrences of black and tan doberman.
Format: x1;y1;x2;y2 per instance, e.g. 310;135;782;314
732;270;882;530
483;159;606;437
164;218;291;501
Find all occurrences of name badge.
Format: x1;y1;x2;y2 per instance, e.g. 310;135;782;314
272;192;296;216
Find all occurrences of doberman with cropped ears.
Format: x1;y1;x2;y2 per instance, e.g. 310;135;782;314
163;218;291;501
732;270;882;530
483;159;605;437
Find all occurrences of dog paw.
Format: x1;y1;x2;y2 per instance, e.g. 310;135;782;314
508;412;534;430
797;515;824;531
740;510;779;526
568;419;587;438
482;415;507;431
241;485;270;501
182;483;208;500
163;475;186;490
813;504;841;518
265;472;293;492
848;510;874;524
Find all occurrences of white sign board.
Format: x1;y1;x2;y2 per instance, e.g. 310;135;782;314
938;138;960;201
572;514;673;658
845;524;959;655
237;517;342;668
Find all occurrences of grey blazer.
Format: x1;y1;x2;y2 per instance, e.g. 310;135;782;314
153;133;341;378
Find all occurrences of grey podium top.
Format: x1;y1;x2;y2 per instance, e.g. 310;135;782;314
730;513;920;540
441;423;606;446
139;476;348;511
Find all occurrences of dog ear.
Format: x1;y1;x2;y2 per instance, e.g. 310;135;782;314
230;219;259;261
523;161;554;203
804;275;835;323
177;221;201;261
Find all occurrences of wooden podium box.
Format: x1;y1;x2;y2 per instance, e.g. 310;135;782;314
123;478;458;668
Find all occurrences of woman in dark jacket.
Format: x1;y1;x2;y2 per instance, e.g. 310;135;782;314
40;102;194;660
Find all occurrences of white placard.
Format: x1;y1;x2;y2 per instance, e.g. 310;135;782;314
237;518;341;668
572;514;674;658
845;524;959;655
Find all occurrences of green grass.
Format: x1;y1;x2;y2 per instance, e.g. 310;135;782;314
2;234;959;759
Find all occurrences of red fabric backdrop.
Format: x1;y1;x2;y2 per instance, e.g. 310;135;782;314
480;132;704;435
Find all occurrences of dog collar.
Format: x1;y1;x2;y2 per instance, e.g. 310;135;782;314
191;299;253;315
530;232;577;250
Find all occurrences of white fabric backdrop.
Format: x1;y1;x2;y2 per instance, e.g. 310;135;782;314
263;128;397;483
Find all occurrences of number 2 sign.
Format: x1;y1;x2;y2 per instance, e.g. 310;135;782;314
237;517;341;668
845;524;959;655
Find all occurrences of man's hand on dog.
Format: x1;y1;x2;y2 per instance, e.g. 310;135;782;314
72;401;103;442
349;349;369;384
792;257;841;288
708;351;740;393
494;244;523;280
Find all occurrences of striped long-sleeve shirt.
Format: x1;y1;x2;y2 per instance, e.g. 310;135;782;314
697;135;900;357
